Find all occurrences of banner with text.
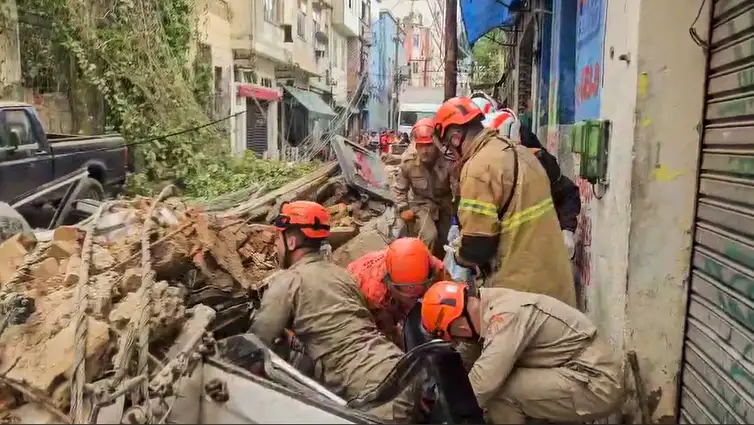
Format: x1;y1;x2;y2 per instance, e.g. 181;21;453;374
575;0;606;121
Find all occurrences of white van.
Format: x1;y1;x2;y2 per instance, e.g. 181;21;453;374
397;103;442;138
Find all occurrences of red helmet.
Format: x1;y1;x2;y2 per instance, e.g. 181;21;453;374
411;118;435;144
421;281;468;340
433;97;484;139
271;200;330;239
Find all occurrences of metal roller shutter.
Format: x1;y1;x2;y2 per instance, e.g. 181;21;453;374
246;99;269;156
680;1;754;423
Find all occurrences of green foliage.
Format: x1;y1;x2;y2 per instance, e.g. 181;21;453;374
3;0;313;201
471;29;505;85
182;152;322;200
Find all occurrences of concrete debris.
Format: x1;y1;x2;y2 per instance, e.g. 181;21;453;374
0;161;391;418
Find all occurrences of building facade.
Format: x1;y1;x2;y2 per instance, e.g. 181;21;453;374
480;0;745;422
366;10;404;131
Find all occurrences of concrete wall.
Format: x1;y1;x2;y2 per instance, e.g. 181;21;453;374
536;0;710;421
621;0;709;421
0;0;22;99
333;0;360;37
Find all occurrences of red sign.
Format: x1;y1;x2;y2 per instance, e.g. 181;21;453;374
237;84;281;101
576;62;601;106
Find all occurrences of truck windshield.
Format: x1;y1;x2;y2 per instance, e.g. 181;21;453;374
399;111;435;126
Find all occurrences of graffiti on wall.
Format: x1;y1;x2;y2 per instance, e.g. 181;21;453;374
547;124;594;294
575;0;606;121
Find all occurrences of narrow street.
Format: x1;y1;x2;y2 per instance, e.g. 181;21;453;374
0;0;750;423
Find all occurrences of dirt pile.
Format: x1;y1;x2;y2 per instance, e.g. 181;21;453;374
0;163;392;422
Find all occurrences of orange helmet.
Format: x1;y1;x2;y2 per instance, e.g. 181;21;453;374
421;281;468;340
411;118;435;144
271;200;330;239
433;97;484;139
385;238;433;286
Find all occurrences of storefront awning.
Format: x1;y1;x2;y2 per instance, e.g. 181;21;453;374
283;86;337;117
237;83;281;101
460;0;515;46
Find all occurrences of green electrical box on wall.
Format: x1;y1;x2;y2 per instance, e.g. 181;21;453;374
570;119;611;184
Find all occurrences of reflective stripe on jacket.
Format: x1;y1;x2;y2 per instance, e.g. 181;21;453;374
457;129;576;307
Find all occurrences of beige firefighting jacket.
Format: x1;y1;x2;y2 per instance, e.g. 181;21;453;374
391;144;454;220
470;287;622;409
250;253;415;422
457;128;576;307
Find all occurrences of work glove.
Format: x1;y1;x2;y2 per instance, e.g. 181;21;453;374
563;230;576;260
400;209;415;221
443;245;474;282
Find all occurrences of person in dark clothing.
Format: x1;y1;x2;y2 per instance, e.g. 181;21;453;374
518;124;581;259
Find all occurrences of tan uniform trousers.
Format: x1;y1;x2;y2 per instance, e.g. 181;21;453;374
410;207;452;259
484;339;623;424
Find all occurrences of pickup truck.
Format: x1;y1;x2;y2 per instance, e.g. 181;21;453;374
0;101;129;225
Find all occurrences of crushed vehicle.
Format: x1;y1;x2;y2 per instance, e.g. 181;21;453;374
0;101;130;230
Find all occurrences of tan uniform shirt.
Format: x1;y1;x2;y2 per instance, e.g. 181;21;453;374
457;128;576;307
469;288;620;409
250;253;415;422
391;145;454;220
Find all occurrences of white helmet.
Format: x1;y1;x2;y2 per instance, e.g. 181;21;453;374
482;109;520;143
471;96;495;115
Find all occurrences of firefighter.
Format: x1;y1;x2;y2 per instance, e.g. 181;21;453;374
433;97;576;307
347;237;449;348
421;281;623;424
391;117;455;258
483;109;581;259
250;200;416;422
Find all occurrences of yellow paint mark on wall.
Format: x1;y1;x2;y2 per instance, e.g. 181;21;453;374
652;164;686;182
638;73;649;99
641;117;652;127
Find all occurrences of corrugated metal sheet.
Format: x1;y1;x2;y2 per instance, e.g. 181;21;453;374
681;1;754;423
246;100;269;156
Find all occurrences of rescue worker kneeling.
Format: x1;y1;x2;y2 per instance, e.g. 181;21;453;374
421;281;623;424
250;201;417;423
347;237;449;348
392;118;455;258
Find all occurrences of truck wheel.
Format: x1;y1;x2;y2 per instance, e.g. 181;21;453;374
52;177;105;227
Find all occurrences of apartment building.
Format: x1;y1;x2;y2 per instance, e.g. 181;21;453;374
228;0;340;159
195;0;235;149
366;10;406;131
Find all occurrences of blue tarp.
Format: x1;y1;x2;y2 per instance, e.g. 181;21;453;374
460;0;513;46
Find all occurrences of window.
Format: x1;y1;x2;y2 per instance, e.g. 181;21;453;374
312;9;320;41
399;111;435;126
297;12;306;39
297;0;307;39
264;0;278;23
413;33;420;48
411;61;419;74
1;110;35;147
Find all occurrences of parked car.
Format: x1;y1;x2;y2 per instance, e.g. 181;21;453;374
0;101;129;226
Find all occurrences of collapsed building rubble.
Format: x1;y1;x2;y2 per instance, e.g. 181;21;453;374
0;143;399;423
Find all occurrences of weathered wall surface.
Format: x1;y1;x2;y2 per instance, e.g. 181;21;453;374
623;0;709;421
544;0;709;421
0;0;22;99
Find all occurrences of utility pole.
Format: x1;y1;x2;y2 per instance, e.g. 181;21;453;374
443;0;458;100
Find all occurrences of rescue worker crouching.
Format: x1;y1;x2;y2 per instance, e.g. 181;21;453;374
391;118;455;258
249;200;417;423
347;237;450;348
421;281;623;424
433;97;576;307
